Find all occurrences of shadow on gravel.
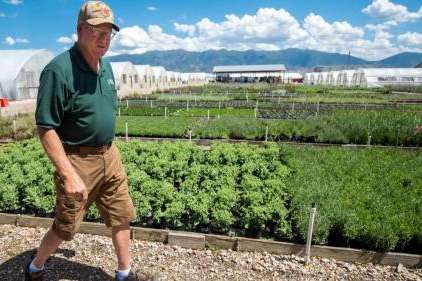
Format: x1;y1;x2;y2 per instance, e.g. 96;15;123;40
0;248;114;280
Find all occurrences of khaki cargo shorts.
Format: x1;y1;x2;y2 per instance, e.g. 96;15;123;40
52;143;136;241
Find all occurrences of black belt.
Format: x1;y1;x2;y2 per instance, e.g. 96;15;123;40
63;143;112;155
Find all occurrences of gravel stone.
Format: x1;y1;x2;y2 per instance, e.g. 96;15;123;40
0;225;421;281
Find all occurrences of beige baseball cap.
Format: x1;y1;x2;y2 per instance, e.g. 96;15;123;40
78;1;119;31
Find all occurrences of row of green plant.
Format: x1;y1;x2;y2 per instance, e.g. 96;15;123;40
120;107;255;118
154;83;422;102
116;109;422;146
0;139;421;253
0;140;290;238
283;145;422;253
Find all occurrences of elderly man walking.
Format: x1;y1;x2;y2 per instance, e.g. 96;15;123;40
26;1;157;281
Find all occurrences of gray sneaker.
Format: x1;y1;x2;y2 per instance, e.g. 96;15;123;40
115;270;160;281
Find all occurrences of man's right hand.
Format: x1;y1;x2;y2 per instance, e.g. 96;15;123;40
62;173;88;201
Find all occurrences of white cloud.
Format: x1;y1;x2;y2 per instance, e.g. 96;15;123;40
0;12;5;17
146;6;157;11
4;36;15;45
174;22;196;36
398;32;422;46
57;36;72;44
3;0;22;5
108;6;421;61
362;0;422;22
15;38;28;43
297;13;396;60
110;8;309;56
56;33;77;44
365;20;398;31
3;36;28;45
303;13;364;41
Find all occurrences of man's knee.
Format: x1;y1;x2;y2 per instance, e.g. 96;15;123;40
52;220;79;241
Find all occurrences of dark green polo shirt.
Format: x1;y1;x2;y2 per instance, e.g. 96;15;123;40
35;44;117;146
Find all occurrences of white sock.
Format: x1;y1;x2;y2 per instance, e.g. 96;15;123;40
116;267;131;280
29;260;44;273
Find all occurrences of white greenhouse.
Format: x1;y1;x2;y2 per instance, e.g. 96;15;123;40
305;68;422;88
110;62;140;97
134;65;154;94
0;49;54;100
316;72;328;85
337;70;355;87
151;66;168;91
352;68;422;87
166;71;183;88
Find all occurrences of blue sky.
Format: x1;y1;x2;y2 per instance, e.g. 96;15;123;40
1;0;422;60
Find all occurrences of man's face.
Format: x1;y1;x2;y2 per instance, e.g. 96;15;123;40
78;22;114;58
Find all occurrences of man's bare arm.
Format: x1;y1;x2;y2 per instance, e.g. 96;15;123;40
37;127;87;200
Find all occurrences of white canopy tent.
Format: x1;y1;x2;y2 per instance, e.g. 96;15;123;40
110;61;139;97
0;49;54;100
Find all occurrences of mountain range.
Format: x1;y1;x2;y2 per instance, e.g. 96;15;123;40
107;48;422;73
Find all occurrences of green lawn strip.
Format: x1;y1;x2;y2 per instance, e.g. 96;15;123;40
116;116;198;138
0;115;36;140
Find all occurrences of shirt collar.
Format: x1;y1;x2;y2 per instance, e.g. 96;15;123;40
70;44;104;74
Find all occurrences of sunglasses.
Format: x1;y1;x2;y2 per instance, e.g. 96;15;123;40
84;23;117;40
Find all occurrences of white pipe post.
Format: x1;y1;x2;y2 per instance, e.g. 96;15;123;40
246;93;249;103
292;102;295;112
189;129;192;141
13;119;16;136
187;100;189;110
125;122;128;142
150;100;153;108
265;126;268;142
207;109;210;120
126;99;129;108
118;107;121;117
218;101;221;110
305;203;317;264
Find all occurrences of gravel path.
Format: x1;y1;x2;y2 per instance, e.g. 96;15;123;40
0;224;421;281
